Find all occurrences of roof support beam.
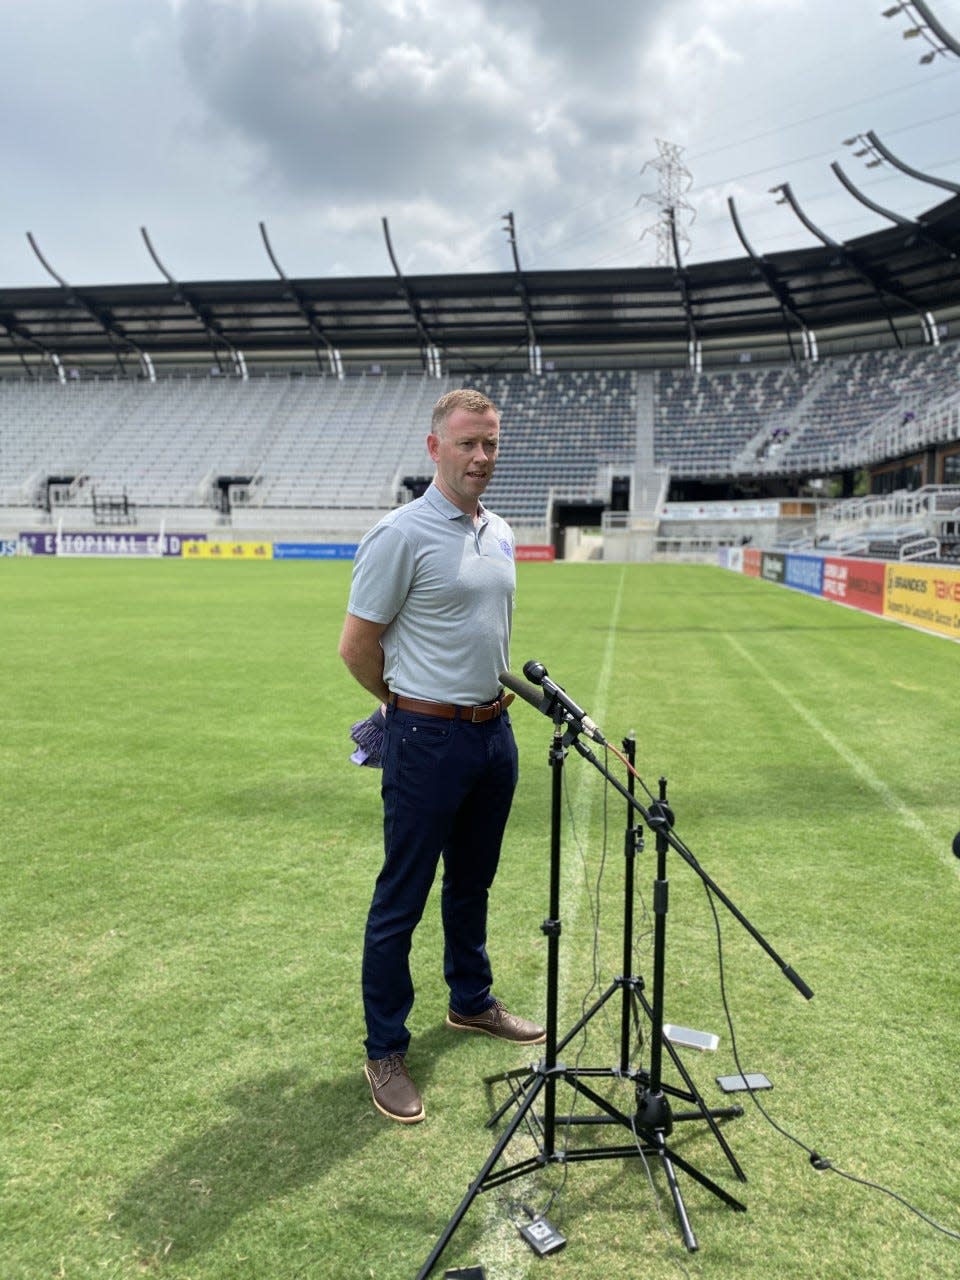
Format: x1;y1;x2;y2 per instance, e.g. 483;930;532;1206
26;232;151;377
830;161;957;263
501;211;542;374
887;0;960;58
667;207;701;371
141;227;246;378
727;196;812;363
864;130;960;195
0;312;64;379
768;184;914;348
381;217;443;377
259;221;343;377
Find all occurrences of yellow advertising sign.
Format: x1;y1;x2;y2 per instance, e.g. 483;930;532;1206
883;562;960;640
181;540;273;560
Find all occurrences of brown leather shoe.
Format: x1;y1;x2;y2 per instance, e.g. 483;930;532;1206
446;999;546;1045
364;1054;425;1124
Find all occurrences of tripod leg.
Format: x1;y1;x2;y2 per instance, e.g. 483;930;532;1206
416;1073;548;1280
658;1028;746;1180
635;982;746;1180
657;1141;748;1213
654;1132;699;1253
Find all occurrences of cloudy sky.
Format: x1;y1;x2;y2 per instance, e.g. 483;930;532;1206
2;0;960;287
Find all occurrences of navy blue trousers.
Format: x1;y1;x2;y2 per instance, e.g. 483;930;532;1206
362;703;518;1059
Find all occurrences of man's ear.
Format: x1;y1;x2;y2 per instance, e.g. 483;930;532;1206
426;432;440;462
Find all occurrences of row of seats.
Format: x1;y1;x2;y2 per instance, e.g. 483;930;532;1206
1;345;959;524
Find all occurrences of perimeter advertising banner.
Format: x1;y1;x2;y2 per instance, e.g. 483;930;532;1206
721;545;960;642
883;562;960;639
272;542;357;559
14;531;205;557
823;558;885;614
783;553;823;596
760;551;785;583
743;548;762;577
182;540;273;559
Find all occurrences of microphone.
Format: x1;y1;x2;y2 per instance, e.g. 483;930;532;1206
519;660;607;745
953;832;960;859
500;670;552;716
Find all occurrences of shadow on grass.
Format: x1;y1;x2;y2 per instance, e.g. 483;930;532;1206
112;1024;459;1267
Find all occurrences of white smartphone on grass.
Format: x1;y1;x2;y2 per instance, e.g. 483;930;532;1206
662;1024;719;1052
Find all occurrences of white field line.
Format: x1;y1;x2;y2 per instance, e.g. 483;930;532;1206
724;633;959;881
479;566;629;1280
557;563;628;1004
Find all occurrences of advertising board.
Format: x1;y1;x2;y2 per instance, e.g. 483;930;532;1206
822;558;885;614
182;540;273;559
883;562;960;639
760;551;785;583
784;554;823;596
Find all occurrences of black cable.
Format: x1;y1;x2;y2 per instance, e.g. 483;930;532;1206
703;880;960;1244
540;743;612;1221
562;751;696;1278
614;745;959;1247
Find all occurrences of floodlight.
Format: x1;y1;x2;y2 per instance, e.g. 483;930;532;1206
882;4;904;14
902;25;923;37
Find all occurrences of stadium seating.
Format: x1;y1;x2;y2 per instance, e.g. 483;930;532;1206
654;343;960;476
462;370;638;521
1;342;959;536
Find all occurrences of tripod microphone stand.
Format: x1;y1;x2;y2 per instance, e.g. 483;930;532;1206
416;689;813;1280
416;707;574;1280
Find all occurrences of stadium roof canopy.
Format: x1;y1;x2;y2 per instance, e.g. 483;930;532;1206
2;192;960;378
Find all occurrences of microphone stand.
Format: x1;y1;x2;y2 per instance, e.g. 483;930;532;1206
416;705;813;1279
415;700;570;1280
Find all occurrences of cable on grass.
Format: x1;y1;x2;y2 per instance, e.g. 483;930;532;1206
608;739;960;1247
703;881;960;1245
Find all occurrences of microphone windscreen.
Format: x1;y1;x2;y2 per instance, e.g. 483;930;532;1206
500;671;550;715
953;831;960;859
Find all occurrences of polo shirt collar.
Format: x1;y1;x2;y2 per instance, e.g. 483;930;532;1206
426;482;488;524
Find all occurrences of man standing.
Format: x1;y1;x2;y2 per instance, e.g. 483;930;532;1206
339;388;545;1124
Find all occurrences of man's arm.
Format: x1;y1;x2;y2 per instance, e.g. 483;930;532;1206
338;612;391;704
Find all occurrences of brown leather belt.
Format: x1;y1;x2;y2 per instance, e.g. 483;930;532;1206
389;693;507;723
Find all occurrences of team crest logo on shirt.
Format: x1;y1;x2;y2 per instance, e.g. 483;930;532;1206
499;538;513;558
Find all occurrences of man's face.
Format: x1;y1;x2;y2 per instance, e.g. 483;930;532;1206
428;405;500;513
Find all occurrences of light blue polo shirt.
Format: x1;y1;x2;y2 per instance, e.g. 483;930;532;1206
347;483;516;704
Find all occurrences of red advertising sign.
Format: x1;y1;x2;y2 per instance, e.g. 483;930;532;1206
823;557;885;614
516;545;555;561
742;548;762;577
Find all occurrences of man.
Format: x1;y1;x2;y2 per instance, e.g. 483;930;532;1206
338;388;545;1124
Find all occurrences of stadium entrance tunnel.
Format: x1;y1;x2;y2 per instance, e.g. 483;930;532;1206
551;500;605;559
215;475;254;515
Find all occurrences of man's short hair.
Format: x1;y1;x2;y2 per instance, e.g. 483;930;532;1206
431;388;500;435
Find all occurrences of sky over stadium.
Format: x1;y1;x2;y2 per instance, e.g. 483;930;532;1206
2;0;960;287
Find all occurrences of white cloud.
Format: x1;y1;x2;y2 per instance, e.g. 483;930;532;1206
0;0;957;284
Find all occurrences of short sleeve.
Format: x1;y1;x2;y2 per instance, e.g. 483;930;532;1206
347;523;416;624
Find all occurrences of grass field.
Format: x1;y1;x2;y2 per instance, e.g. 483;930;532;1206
2;558;958;1280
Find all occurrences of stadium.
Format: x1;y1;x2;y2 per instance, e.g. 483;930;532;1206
3;169;960;579
3;5;960;1280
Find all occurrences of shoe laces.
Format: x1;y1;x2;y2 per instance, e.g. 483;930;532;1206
380;1052;408;1080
